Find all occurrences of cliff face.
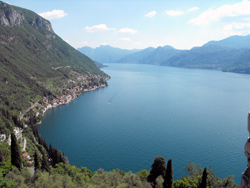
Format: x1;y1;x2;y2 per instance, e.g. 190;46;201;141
0;1;54;33
0;2;24;26
33;16;54;33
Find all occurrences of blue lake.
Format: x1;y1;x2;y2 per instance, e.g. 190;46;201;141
38;63;250;183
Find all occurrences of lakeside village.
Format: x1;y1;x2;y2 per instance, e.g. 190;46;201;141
0;73;109;166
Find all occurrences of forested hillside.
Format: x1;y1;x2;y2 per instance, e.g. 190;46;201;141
0;1;108;184
0;1;108;135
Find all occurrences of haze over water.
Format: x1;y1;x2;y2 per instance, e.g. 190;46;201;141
38;63;250;183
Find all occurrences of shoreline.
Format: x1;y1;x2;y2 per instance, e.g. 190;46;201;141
35;83;108;126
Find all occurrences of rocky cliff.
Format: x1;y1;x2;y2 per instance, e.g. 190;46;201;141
0;1;53;33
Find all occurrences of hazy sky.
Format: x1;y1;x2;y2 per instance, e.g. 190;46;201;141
7;0;250;50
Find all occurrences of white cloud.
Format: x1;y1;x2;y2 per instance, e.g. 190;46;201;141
118;38;132;41
39;10;68;20
145;10;157;18
166;10;184;16
188;7;200;12
84;25;137;35
84;24;116;32
78;41;89;46
189;0;250;25
118;28;137;34
223;22;250;36
64;40;70;44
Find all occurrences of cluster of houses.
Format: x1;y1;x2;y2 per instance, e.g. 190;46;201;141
41;86;81;114
40;82;104;115
22;152;32;165
40;73;109;116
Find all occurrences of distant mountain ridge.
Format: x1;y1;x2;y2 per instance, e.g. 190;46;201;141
78;45;140;63
79;34;250;74
78;45;182;65
162;35;250;73
203;35;250;49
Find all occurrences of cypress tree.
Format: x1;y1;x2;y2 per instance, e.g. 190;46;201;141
41;152;50;172
147;156;166;188
49;144;53;157
11;133;21;169
163;158;173;188
43;139;49;152
34;151;40;172
58;150;64;163
200;167;208;188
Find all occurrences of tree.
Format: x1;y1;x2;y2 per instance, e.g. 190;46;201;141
0;150;2;162
41;152;50;172
0;143;11;162
11;133;21;169
137;170;150;182
34;151;40;172
200;167;207;188
163;158;173;188
49;144;53;157
147;156;166;188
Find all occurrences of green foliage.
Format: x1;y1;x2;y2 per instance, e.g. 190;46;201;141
0;160;238;188
173;162;238;188
0;161;14;177
147;156;166;188
51;163;80;178
41;152;50;172
200;167;207;188
137;169;149;182
4;168;32;188
163;158;173;188
0;142;11;162
34;151;40;172
173;176;199;188
0;162;17;187
90;169;151;188
11;133;21;170
33;171;75;188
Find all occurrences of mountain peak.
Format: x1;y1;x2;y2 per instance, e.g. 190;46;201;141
203;34;250;49
0;1;24;27
0;1;54;33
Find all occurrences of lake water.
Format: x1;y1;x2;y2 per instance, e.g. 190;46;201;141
38;63;250;183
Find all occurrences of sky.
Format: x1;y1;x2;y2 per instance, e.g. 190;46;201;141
6;0;250;50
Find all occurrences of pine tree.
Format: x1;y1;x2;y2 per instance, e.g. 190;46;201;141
200;167;207;188
34;151;40;172
147;156;166;188
11;133;21;170
163;158;173;188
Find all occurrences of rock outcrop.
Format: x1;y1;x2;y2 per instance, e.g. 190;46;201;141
33;17;54;33
0;2;24;26
0;1;54;34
